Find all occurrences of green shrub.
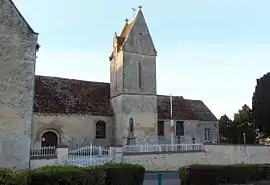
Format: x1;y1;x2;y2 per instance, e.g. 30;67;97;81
28;166;106;185
0;166;106;185
101;163;145;185
0;164;145;185
179;164;270;185
0;168;27;185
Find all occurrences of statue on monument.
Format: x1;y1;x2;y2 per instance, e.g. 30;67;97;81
126;117;135;145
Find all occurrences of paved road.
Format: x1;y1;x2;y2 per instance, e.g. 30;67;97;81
143;172;180;185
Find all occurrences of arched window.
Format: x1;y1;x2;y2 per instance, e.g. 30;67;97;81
96;121;106;139
41;131;58;147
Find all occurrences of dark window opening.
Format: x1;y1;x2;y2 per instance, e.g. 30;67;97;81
139;62;142;88
96;121;106;139
204;128;212;143
41;131;58;147
176;121;184;136
158;121;164;136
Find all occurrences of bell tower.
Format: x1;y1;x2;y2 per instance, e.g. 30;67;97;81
110;7;158;145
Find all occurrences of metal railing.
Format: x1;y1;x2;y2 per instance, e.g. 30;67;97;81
68;145;113;167
30;146;56;158
123;143;204;153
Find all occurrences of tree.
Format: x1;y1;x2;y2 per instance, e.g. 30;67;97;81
252;72;270;137
233;104;257;144
219;105;257;144
219;114;239;143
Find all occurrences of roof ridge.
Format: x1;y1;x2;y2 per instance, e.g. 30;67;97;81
157;94;184;98
35;75;110;85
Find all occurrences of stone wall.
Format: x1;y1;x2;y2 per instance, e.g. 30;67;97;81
30;147;68;169
30;158;58;169
0;0;38;169
32;114;114;148
123;144;270;171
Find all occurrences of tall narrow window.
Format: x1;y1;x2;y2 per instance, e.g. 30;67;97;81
139;62;142;88
157;121;164;136
204;128;212;143
96;121;106;139
115;62;118;90
176;121;184;136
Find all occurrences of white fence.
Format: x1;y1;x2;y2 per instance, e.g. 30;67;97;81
30;146;56;158
123;143;204;153
30;143;204;168
67;145;113;167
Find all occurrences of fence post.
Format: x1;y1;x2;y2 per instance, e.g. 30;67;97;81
114;146;123;163
157;173;163;185
99;146;102;155
56;145;69;165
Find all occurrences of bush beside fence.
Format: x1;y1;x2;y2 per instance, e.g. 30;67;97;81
179;164;270;185
0;163;145;185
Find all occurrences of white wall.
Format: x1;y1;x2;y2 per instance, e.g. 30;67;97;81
123;144;270;171
29;144;270;171
30;158;58;169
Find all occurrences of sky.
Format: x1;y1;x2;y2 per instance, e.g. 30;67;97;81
15;0;270;119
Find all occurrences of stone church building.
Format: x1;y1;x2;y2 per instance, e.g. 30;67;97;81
32;8;219;148
0;0;218;168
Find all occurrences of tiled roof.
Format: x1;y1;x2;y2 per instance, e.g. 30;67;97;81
117;20;135;52
34;76;217;121
157;95;217;121
34;75;113;116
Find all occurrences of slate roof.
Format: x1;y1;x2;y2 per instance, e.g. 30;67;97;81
34;75;217;121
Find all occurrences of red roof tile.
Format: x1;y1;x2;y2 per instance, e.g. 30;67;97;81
34;75;113;116
34;76;217;121
157;95;217;121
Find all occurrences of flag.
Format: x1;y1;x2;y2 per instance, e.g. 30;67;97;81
169;119;175;133
170;125;175;133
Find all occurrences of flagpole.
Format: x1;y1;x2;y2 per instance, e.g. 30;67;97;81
170;94;174;147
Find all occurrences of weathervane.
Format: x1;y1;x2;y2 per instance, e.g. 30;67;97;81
132;7;136;18
132;6;142;18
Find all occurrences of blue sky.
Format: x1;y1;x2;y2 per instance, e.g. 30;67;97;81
16;0;270;119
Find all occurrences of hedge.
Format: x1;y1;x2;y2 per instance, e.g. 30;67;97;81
103;163;145;185
0;163;145;185
179;164;270;185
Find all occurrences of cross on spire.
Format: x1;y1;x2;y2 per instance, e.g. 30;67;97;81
125;18;129;24
138;5;142;9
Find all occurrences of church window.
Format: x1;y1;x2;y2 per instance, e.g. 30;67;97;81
96;121;106;139
139;62;142;88
157;120;164;136
204;128;212;143
176;121;184;136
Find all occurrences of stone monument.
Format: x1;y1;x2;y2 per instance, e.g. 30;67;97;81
126;117;136;145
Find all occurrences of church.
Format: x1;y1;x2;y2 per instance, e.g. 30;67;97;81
32;8;219;148
0;0;219;170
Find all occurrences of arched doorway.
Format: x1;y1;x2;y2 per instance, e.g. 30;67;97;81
41;131;58;147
